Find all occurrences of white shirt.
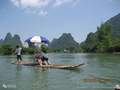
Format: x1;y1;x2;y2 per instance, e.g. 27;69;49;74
15;47;22;55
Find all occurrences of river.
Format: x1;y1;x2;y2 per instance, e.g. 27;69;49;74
0;53;120;90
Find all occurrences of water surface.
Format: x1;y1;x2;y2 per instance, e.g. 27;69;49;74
0;53;120;90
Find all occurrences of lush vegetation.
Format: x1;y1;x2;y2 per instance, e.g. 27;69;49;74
0;44;13;55
0;44;49;55
81;23;120;53
107;13;120;38
80;24;111;52
80;13;120;53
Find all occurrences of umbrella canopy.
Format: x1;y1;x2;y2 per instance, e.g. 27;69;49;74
25;36;49;44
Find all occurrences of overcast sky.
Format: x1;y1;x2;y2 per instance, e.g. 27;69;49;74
0;0;120;43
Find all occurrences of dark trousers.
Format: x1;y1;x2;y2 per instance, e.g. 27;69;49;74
42;56;48;61
42;56;49;64
17;55;22;61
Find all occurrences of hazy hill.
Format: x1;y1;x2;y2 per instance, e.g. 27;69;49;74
49;33;79;51
106;13;120;38
1;32;22;47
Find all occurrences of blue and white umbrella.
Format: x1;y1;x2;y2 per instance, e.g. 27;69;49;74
25;36;49;44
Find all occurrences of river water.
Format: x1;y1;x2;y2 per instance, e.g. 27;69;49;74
0;53;120;90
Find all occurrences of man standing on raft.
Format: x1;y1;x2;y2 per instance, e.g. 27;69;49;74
15;45;22;64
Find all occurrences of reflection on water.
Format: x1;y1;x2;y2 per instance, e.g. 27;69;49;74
0;53;120;90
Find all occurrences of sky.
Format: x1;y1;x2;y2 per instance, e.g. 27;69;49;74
0;0;120;43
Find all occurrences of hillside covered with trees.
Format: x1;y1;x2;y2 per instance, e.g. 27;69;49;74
80;13;120;53
49;33;80;52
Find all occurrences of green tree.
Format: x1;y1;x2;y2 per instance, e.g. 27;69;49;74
22;47;35;54
1;44;13;55
96;23;113;52
81;23;113;52
41;44;48;53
